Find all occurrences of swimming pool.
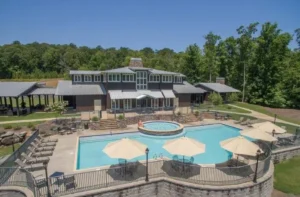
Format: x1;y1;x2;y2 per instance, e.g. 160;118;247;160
143;121;180;131
77;124;241;170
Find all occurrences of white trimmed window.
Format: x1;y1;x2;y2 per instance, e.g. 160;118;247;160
94;75;101;82
111;100;120;110
124;99;132;110
84;75;92;82
149;75;160;83
162;75;172;83
165;98;171;107
122;74;134;82
108;74;121;82
74;75;81;82
174;76;182;83
136;71;147;90
151;99;159;108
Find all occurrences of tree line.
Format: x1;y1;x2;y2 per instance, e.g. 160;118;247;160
0;22;299;108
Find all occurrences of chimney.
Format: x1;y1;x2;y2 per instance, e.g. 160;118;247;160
129;58;143;67
216;77;225;84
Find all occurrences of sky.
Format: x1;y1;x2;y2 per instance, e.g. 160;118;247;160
0;0;299;52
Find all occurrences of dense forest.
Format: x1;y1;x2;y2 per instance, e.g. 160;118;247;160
0;22;299;108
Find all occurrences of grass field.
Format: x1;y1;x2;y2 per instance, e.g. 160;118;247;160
198;103;251;114
0;143;21;157
234;102;300;125
274;156;300;195
0;112;79;122
227;113;298;133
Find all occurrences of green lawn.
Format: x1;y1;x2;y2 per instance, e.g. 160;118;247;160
274;156;300;195
234;102;300;125
0;143;21;157
198;103;251;114
224;113;298;133
0;112;79;122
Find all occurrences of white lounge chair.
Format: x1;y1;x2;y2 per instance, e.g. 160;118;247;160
37;135;58;143
34;138;56;147
31;143;55;152
28;147;53;157
15;159;45;171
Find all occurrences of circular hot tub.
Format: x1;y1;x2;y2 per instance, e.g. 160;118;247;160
138;121;184;136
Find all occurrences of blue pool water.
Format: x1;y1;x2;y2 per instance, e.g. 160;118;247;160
143;121;179;131
77;124;241;170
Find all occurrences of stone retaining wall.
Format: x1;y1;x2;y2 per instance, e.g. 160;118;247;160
72;163;274;197
272;145;300;164
124;114;188;125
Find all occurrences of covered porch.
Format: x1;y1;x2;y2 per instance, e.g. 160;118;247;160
108;90;176;114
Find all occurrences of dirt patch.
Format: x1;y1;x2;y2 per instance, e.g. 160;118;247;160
39;78;62;87
264;107;300;123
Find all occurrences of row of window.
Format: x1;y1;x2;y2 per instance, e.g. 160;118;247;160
111;98;172;110
73;74;182;83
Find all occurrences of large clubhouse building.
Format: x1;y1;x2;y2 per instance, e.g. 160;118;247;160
56;58;206;112
0;58;239;116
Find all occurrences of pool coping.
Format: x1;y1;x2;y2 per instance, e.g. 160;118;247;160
74;123;241;172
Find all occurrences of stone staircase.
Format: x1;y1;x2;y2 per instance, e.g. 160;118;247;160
99;119;119;130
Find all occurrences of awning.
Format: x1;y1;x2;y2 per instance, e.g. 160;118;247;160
109;90;164;100
161;90;175;98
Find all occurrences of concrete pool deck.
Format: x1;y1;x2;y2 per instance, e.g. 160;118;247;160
31;119;249;178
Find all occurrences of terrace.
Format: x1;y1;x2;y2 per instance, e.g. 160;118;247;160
0;118;276;196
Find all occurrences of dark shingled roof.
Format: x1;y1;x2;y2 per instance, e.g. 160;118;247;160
195;83;240;93
55;81;106;96
70;70;101;75
173;81;206;94
29;88;56;95
0;82;37;97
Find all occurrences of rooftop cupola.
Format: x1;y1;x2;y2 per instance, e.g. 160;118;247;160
129;58;143;67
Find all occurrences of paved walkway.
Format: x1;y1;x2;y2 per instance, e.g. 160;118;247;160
228;104;300;127
0;117;74;125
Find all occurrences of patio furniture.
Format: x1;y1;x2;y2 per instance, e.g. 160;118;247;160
21;153;50;164
215;113;221;120
37;135;58;143
15;159;45;171
28;147;53;157
63;175;76;190
31;143;55;152
240;118;251;125
234;117;244;124
34;138;56;147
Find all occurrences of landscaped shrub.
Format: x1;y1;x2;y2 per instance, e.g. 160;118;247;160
228;93;239;103
27;123;34;128
91;116;99;122
4;125;12;129
208;92;223;106
13;126;22;130
118;114;124;120
194;110;200;117
31;126;36;131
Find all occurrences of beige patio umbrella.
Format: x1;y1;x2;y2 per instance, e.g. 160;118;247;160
240;128;278;142
220;136;263;157
103;138;147;160
163;136;205;157
252;121;286;135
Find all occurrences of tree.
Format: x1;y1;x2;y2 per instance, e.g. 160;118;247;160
208;92;223;106
203;32;221;82
227;93;239;103
236;22;259;102
182;44;203;84
248;22;292;107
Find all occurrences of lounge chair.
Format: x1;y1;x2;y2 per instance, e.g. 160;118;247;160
31;143;55;152
28;147;53;157
21;153;50;164
37;135;58;143
34;138;56;147
15;159;45;171
234;117;244;124
247;119;260;127
63;175;76;190
240;118;250;125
